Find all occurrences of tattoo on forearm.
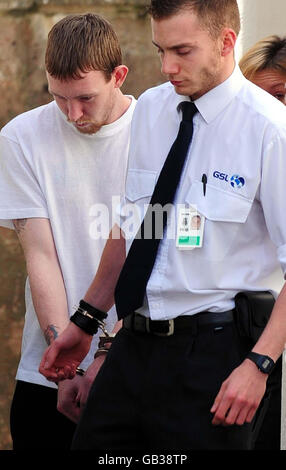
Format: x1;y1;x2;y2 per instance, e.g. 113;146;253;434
44;324;60;345
13;218;28;235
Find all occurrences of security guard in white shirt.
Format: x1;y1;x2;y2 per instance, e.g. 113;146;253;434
39;0;286;451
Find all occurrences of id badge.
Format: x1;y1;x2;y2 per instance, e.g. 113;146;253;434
176;206;205;250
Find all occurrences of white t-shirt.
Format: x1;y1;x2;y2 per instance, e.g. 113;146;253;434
0;96;136;388
120;66;286;320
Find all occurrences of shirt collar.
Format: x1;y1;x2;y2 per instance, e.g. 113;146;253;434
175;64;246;124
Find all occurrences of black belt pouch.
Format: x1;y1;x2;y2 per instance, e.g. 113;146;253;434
234;291;275;344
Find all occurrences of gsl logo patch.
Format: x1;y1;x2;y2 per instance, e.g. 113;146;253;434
230;174;245;189
213;171;245;189
213;171;229;181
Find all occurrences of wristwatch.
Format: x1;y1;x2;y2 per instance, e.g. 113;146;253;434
246;351;275;374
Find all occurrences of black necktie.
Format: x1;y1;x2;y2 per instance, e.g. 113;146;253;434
115;101;198;319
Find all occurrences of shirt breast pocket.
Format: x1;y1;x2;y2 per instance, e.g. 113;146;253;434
185;180;253;261
125;169;157;203
121;169;157;238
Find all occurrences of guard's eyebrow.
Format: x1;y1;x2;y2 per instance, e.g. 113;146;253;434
152;40;195;51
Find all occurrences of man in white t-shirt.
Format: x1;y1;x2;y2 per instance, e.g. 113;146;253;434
0;13;136;449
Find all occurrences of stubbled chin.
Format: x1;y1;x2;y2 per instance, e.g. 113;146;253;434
171;82;191;95
173;86;187;95
75;124;101;135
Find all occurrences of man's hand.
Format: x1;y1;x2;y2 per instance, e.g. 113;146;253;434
76;354;108;410
39;322;92;382
57;376;83;423
57;351;108;423
210;359;268;426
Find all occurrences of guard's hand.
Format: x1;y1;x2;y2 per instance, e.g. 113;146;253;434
210;359;267;426
39;322;92;382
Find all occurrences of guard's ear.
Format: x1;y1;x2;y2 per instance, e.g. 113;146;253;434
112;65;129;88
220;28;237;57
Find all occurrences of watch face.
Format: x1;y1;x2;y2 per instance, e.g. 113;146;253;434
261;358;271;370
257;355;274;373
248;352;275;374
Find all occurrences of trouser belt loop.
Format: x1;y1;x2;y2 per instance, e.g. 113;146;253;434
133;312;145;333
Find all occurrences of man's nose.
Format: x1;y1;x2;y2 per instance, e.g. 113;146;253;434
67;100;84;122
161;53;180;76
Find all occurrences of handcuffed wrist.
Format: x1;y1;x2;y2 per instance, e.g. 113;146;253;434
98;333;115;348
94;333;116;359
94;347;110;359
70;300;108;336
79;300;107;322
76;367;85;376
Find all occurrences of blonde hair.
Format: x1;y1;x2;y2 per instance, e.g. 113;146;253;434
239;35;286;81
45;13;122;81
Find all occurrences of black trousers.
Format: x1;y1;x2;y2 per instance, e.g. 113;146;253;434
254;356;282;450
10;380;76;450
72;320;266;451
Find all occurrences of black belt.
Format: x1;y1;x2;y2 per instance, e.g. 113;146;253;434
123;310;234;337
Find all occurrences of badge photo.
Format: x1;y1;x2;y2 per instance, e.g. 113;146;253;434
176;206;205;250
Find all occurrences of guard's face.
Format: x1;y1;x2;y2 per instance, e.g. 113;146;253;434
151;10;224;100
47;70;119;134
251;69;286;105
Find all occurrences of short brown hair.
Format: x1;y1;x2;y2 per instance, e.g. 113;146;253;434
148;0;241;39
45;13;122;81
239;35;286;81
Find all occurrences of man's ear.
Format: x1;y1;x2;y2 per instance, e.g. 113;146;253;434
220;28;237;57
112;65;129;88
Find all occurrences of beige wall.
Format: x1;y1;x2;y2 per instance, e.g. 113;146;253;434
237;0;286;60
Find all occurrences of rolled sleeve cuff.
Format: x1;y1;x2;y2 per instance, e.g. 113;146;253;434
0;208;49;230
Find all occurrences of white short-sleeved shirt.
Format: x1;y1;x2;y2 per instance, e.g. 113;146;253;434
120;66;286;320
0;96;136;387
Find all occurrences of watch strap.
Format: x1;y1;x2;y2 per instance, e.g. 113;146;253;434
247;351;275;374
